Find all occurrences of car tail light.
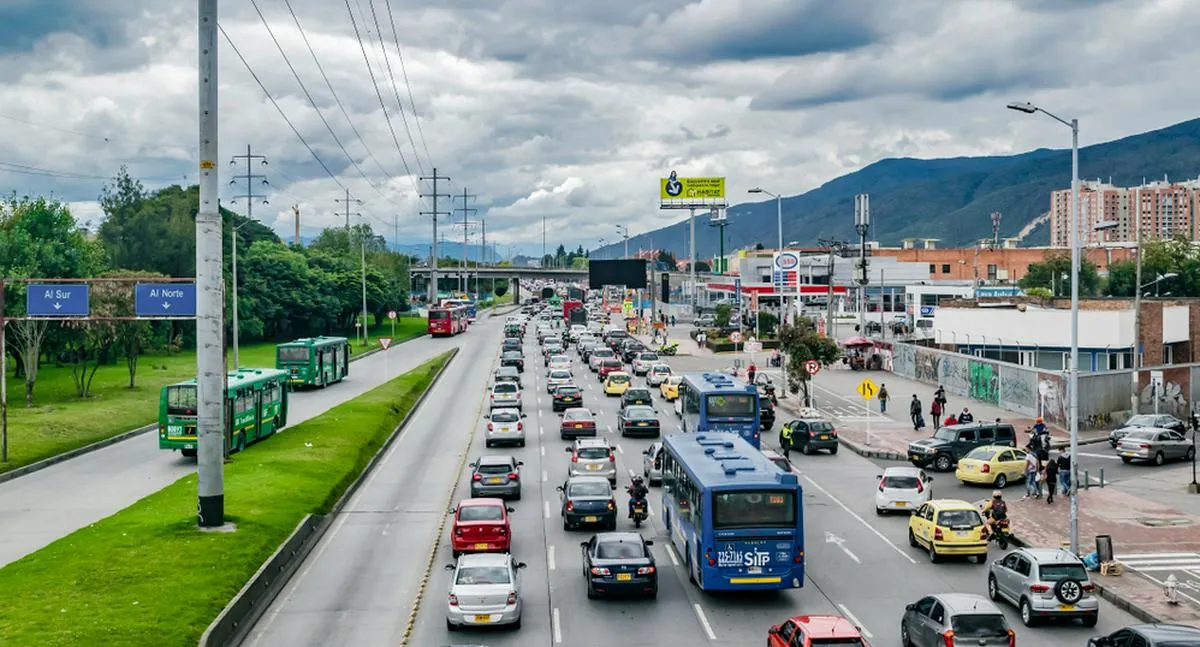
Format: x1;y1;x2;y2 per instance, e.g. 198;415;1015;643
979;526;989;540
473;474;481;481
795;548;804;564
590;567;611;576
981;464;991;473
934;527;943;541
448;593;458;606
915;480;924;493
454;527;462;536
609;454;615;462
1007;628;1016;647
705;547;714;566
879;480;887;493
1139;443;1151;449
517;422;524;431
566;501;574;512
1030;583;1050;592
489;394;494;400
942;630;955;647
506;591;517;605
606;500;615;510
637;566;655;575
1082;583;1095;592
487;423;494;431
497;526;507;535
508;472;519;480
571;454;579;463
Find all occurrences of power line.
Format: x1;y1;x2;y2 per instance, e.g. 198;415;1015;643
381;0;435;171
281;0;396;183
0;113;113;143
248;0;389;202
365;0;425;177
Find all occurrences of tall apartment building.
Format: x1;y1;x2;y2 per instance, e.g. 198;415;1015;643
1049;178;1200;246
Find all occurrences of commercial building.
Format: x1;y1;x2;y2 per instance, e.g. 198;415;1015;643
1048;178;1200;247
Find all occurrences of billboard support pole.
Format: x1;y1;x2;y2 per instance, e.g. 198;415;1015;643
689;207;696;313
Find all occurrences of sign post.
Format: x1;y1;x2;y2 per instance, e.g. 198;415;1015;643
379;337;392;379
857;378;878;446
388;310;397;337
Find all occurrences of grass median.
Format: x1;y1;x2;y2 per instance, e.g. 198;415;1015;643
0;318;426;474
0;350;452;646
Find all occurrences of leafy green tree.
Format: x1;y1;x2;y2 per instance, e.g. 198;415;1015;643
754;242;765;250
495;280;509;297
778;318;840;406
0;195;106;405
757;311;778;337
1018;252;1100;296
1103;260;1137;297
714;303;732;328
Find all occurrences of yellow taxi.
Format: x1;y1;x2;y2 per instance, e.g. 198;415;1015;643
907;498;989;563
955;445;1029;488
603;371;632;396
659;375;683;401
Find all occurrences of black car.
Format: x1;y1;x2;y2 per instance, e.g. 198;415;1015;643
1089;623;1200;647
907;422;1017;471
759;394;776;431
501;338;521;353
780;418;838;455
552;385;584;412
580;532;657;598
604;331;630;350
618;405;660;437
557;476;616;530
620;341;646;364
620;387;654;410
500;350;524;373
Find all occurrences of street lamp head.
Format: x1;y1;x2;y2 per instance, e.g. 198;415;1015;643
1093;220;1119;231
1162;272;1179;280
1006;101;1037;114
748;187;764;194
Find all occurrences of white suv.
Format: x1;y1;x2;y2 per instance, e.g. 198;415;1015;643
489;382;523;411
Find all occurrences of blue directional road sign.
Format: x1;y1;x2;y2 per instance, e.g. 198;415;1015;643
27;283;90;316
135;283;198;317
734;278;742;302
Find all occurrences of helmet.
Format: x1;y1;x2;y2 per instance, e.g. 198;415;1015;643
992;490;1003;498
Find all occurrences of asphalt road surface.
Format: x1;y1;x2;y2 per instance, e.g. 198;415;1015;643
0;328;467;569
244;321;1141;647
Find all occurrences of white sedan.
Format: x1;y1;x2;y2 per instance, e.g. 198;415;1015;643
546;369;573;393
645;363;672;387
445;553;526;631
874;466;933;515
548;355;572;371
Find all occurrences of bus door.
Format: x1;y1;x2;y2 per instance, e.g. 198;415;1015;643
225;396;235;454
316;350;325;384
253;388;264;441
340;342;350;377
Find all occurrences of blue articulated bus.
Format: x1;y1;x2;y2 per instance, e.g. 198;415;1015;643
677;372;761;448
660;433;805;592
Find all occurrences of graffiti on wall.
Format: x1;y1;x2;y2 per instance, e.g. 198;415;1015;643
1000;367;1037;416
1141;381;1189;418
1037;372;1068;428
914;346;941;383
969;360;1000;404
893;344;916;380
940;354;969;397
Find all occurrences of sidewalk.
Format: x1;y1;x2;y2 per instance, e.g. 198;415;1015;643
1009;486;1200;624
632;324;711;357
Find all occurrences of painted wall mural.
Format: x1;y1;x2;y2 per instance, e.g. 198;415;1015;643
969;360;1000;405
913;346;941;383
940;353;970;398
1000;366;1037;417
892;343;916;379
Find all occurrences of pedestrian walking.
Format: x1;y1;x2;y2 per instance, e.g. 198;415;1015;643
934;385;947;410
958;408;974;423
670;315;676;326
878;384;889;413
1043;455;1059;504
910;395;923;431
1056;451;1072;494
931;398;943;429
1023;450;1041;499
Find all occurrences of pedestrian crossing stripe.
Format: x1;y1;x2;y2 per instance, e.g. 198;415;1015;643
1116;552;1200;572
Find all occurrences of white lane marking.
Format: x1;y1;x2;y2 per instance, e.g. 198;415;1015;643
692;603;717;640
666;543;681;566
548;545;557;571
542;470;548;482
837;603;873;638
540;426;544;437
544;501;551;519
541;445;545;456
1079;452;1120;460
627;468;636;478
552;607;563;643
616;444;624;454
537;397;542;406
801;475;918;564
648;503;654;517
825;532;861;564
606;425;614;434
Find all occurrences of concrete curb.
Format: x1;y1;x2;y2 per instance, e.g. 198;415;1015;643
200;347;459;647
0;338;405;485
1005;531;1165;624
839;437;906;461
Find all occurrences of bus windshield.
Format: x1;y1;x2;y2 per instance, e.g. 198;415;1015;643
429;310;449;320
712;489;796;529
166;385;198;414
277;346;310;362
706;394;756;418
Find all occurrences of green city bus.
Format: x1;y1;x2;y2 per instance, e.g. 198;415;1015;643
275;336;350;388
158;368;290;457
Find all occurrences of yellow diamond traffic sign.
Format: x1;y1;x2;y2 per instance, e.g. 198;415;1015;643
856;378;878;400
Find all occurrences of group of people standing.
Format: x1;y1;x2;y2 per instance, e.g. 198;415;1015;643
1022;417;1072;503
905;385;976;431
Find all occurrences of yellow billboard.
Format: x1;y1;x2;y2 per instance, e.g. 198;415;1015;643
659;172;725;200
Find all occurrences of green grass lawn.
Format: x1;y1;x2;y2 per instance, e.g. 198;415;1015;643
1;318;427;474
0;351;451;646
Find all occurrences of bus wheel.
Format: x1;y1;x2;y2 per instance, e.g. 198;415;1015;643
686;552;697;584
236;434;246;454
181;447;197;458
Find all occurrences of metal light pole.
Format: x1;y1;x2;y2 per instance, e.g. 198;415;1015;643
360;227;368;345
689;207;697;313
1008;100;1081;555
751;187;788;393
616;225;630;259
854;194;870;333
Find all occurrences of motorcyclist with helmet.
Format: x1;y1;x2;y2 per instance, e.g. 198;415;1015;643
627;475;649;518
981;490;1009;533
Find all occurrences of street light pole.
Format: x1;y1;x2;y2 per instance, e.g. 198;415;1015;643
1008;99;1081;555
751;186;789;394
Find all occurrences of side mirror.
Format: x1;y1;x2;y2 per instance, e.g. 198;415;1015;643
642;450;650;455
483;414;491;420
905;603;915;612
516;460;524;466
768;625;780;635
522;413;528;418
515;562;527;569
564;447;573;453
468;462;476;468
643;540;654;546
580;540;589;548
876;474;883;479
555;485;564;492
444;564;456;571
506;506;516;513
925;476;934;482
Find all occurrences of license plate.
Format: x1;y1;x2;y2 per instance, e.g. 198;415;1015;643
1058;604;1076;611
1121;451;1138;457
486;477;503;484
895;501;907;507
819;435;829;440
586;464;600;471
584;515;598;522
955;531;969;538
638;422;648;426
575;424;583;428
616;573;632;581
473;614;492;622
563;397;574;402
748;566;763;574
910;454;921;461
474;543;489;550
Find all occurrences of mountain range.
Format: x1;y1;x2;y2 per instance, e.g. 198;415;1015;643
601;117;1200;259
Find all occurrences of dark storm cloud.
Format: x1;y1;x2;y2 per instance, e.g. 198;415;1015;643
0;0;133;53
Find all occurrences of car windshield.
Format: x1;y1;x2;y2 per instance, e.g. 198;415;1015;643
626;389;650;399
551;355;569;363
493;383;517;394
564;411;592;421
652;366;670;374
568;482;610;497
459;505;503;521
965;447;998;461
596;541;645;559
556;387;581;396
881;475;919;489
934;428;959;441
602;359;621;367
638;353;658;361
550;370;571;379
1126;415;1161;427
950;614;1009;637
456;565;510;585
712;490;796;529
807;421;833;432
1039;563;1089;581
477;462;511;474
809;640;866;646
593;350;613;358
609;374;630;383
625;407;655;420
576;447;610;459
1125;430;1156;441
502;351;520;359
937;509;982;528
491;410;519;423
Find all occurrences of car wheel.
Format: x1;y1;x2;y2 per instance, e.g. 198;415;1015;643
511;616;522;630
1155;451;1166;466
908;528;919;547
876;507;886;515
1019;597;1035;627
1080;613;1098;628
485;440;493;448
446;619;458;632
927;543;939;563
829;446;838;455
1121;456;1133;463
987;575;1000;601
563;519;570;530
934;454;953;471
994;473;1008;488
1188;446;1197;461
513;489;522;501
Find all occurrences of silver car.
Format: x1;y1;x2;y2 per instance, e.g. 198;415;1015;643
546;369;573;393
631;352;659;375
548;354;572;371
645;363;671;387
485;408;526;448
987;547;1099;627
642;442;663;485
1116;428;1194;465
444;553;526;631
489;382;522;410
588;348;615;371
901;593;1013;647
566;438;617;485
494;366;520;385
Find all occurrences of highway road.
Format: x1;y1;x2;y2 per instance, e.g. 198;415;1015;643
0;328;468;569
245;318;1142;647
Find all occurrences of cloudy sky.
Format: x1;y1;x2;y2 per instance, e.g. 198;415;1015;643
2;0;1198;256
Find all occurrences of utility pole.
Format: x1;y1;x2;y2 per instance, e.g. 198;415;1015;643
292;205;300;245
819;239;848;338
455;188;478;294
196;0;225;529
709;209;728;273
334;193;364;342
854;194;871;333
335;189;360;231
228;144;268;370
420;168;452;303
689;207;697;313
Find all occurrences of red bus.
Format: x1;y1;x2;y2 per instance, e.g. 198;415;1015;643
428;306;469;336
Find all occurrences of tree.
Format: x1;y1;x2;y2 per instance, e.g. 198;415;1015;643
777;318;840;406
0;195;106;405
103;269;161;387
495;280;509;297
1018;252;1100;296
757;311;778;337
714;303;732;328
754;242;765;250
1103;259;1137;297
656;249;678;268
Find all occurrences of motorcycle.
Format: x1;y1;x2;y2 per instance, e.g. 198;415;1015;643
630;499;648;528
988;517;1012;550
658;342;679;356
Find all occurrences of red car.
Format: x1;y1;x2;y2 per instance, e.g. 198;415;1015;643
450;498;513;557
768;615;870;647
597;358;623;378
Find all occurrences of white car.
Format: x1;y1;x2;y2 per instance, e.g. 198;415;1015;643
642;441;663;485
548;355;572;371
568;324;588;341
874;466;933;515
489;382;523;411
645;363;671;386
485;408;526;448
546;369;573;393
631;352;659;376
588;348;615;372
444;553;526;631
